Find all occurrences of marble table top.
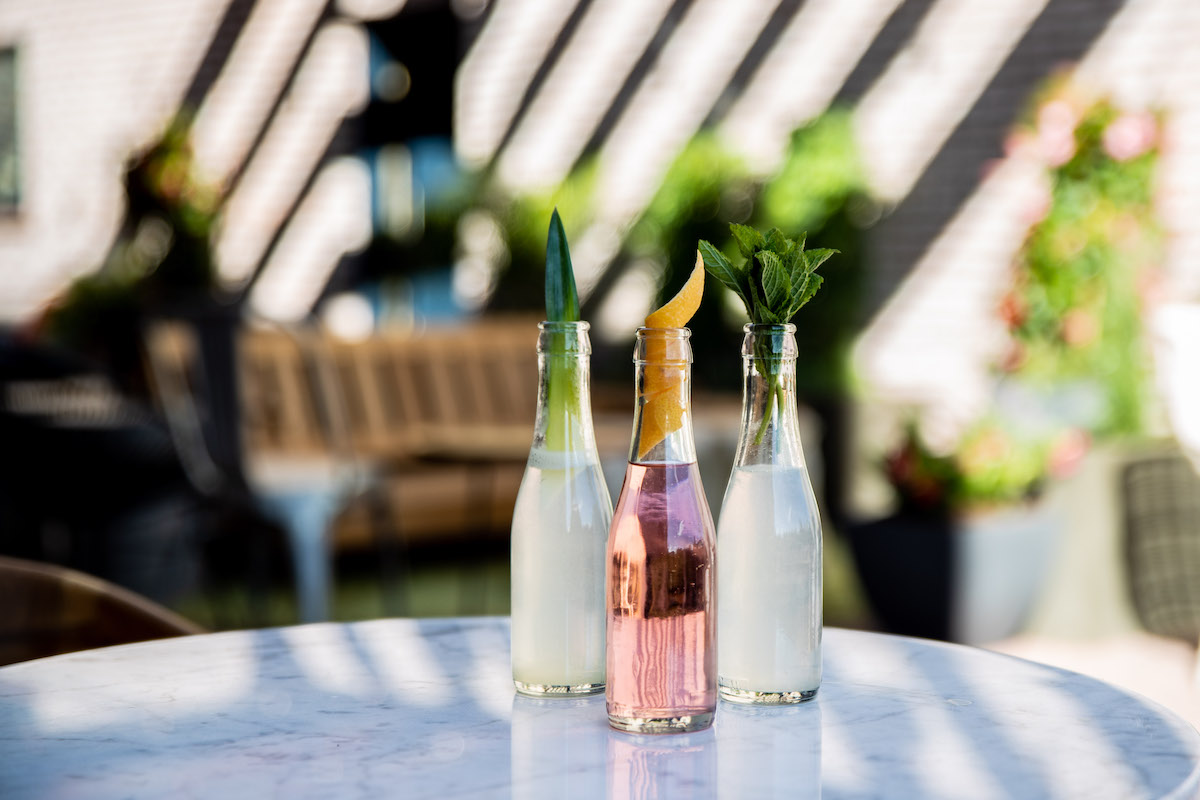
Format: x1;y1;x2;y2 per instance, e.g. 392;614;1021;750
1;617;1197;799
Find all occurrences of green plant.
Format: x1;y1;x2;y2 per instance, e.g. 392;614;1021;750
884;421;1050;514
1001;87;1164;436
45;113;219;393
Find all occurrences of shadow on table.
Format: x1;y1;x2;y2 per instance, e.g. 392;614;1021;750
0;620;514;798
829;635;1199;800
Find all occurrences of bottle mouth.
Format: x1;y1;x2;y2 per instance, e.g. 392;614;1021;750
637;326;691;335
741;323;797;360
539;320;590;332
634;326;691;365
743;323;797;334
538;320;591;355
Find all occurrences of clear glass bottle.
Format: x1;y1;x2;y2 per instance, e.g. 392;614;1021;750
511;321;613;696
606;327;717;733
717;323;822;704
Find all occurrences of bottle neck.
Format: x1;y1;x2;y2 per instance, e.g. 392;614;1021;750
734;325;804;469
533;322;598;457
629;327;696;464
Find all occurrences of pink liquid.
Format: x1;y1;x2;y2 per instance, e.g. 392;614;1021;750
606;462;717;730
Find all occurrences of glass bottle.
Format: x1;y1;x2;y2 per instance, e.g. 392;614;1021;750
511;321;613;696
606;327;717;733
717;323;822;704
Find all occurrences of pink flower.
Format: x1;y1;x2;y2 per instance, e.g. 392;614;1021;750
1103;112;1157;161
1049;428;1090;478
1036;100;1079;167
1061;309;1100;347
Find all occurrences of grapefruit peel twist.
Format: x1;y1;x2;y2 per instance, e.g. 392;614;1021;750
637;252;705;459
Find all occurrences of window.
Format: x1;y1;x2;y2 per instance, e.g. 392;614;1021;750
0;47;18;213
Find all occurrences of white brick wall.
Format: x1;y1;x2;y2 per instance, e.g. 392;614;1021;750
0;0;226;322
853;0;1200;435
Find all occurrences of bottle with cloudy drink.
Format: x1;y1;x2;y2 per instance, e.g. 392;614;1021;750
697;224;835;705
606;258;717;734
717;323;822;703
510;212;612;697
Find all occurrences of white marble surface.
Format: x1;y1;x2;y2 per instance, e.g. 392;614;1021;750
1;618;1197;799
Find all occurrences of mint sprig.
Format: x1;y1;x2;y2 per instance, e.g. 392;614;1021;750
700;224;835;326
699;224;837;444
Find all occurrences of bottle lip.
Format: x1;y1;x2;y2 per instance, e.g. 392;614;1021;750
743;322;797;334
741;322;797;360
537;320;592;355
636;326;692;337
539;320;590;332
633;326;691;365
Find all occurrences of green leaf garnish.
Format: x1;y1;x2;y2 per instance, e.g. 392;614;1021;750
803;248;836;274
764;227;787;255
729;223;765;259
545;208;579;322
698;240;747;307
789;273;823;319
758;250;790;311
699;223;838;444
542;209;583;452
700;224;836;326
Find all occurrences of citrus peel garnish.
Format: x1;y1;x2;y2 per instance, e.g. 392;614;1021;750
645;251;705;329
637;252;704;459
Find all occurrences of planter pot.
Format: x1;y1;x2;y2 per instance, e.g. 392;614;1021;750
847;502;1060;644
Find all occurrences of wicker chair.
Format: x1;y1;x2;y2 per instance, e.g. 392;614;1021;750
1122;452;1200;645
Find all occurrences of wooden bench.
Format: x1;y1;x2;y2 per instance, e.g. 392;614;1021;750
233;317;542;549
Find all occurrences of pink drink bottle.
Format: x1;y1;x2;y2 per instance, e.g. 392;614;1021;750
606;327;717;734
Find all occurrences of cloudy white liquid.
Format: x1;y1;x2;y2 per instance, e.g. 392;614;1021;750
717;464;822;695
510;447;612;690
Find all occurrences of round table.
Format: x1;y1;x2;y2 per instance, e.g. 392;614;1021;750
1;618;1197;799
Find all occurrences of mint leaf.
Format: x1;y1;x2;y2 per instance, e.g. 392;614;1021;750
756;303;780;324
758;250;790;310
803;248;837;273
699;239;748;305
765;227;787;254
730;223;765;259
545;208;579;322
785;243;806;287
790;272;824;315
747;273;766;319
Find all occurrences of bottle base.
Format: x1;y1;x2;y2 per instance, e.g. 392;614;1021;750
607;711;715;734
718;684;818;705
513;680;605;697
